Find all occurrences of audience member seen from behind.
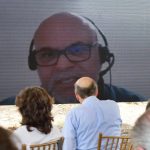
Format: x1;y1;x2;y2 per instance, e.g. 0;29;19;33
145;99;150;111
12;86;62;150
0;12;146;105
0;126;18;150
62;76;122;150
130;109;150;150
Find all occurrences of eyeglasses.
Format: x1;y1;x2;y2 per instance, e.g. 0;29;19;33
33;42;97;66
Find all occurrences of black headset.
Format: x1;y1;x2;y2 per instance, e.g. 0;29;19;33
28;39;36;70
83;17;115;77
28;16;115;77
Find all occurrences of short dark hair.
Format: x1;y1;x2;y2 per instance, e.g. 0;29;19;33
75;81;97;99
16;86;54;134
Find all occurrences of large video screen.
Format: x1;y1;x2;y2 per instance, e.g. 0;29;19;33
0;0;149;104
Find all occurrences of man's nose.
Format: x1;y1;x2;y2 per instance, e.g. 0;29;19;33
56;54;74;69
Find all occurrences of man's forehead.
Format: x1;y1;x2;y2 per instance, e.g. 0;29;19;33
34;18;97;49
36;24;90;37
34;32;94;50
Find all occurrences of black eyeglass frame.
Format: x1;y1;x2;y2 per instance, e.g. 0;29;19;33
32;42;97;66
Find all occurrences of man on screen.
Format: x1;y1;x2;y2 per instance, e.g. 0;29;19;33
0;12;146;104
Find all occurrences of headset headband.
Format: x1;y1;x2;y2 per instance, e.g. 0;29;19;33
83;16;108;47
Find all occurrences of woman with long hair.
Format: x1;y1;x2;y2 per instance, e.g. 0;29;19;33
12;86;62;149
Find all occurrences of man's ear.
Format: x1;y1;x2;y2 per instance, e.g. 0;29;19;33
75;94;83;103
95;89;99;97
75;94;80;101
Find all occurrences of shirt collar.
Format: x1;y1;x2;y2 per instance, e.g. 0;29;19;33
82;96;97;105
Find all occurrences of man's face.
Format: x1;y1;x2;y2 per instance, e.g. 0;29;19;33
34;15;102;103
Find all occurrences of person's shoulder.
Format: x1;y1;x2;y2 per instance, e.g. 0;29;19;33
13;125;27;135
104;84;146;102
51;126;62;138
104;99;117;104
66;104;84;118
100;99;119;108
52;126;61;133
0;96;16;105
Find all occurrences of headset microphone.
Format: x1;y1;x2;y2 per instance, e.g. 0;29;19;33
99;53;115;76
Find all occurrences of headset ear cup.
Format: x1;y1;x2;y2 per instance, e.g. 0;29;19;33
99;46;110;64
28;52;37;70
28;39;37;70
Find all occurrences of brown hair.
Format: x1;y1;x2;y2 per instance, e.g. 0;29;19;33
16;86;54;134
0;126;18;150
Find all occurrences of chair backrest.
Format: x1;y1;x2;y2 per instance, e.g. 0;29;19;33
97;133;133;150
22;137;64;150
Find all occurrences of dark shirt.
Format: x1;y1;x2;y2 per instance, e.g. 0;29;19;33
0;84;146;105
101;84;146;102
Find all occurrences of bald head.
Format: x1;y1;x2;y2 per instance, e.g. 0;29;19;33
74;77;98;101
76;77;96;88
34;12;97;49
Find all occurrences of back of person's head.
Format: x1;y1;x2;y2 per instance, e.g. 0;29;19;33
74;77;98;100
131;110;150;150
0;126;18;150
16;86;54;134
146;100;150;111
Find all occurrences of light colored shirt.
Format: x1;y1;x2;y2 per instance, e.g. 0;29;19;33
12;125;62;150
62;96;122;150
